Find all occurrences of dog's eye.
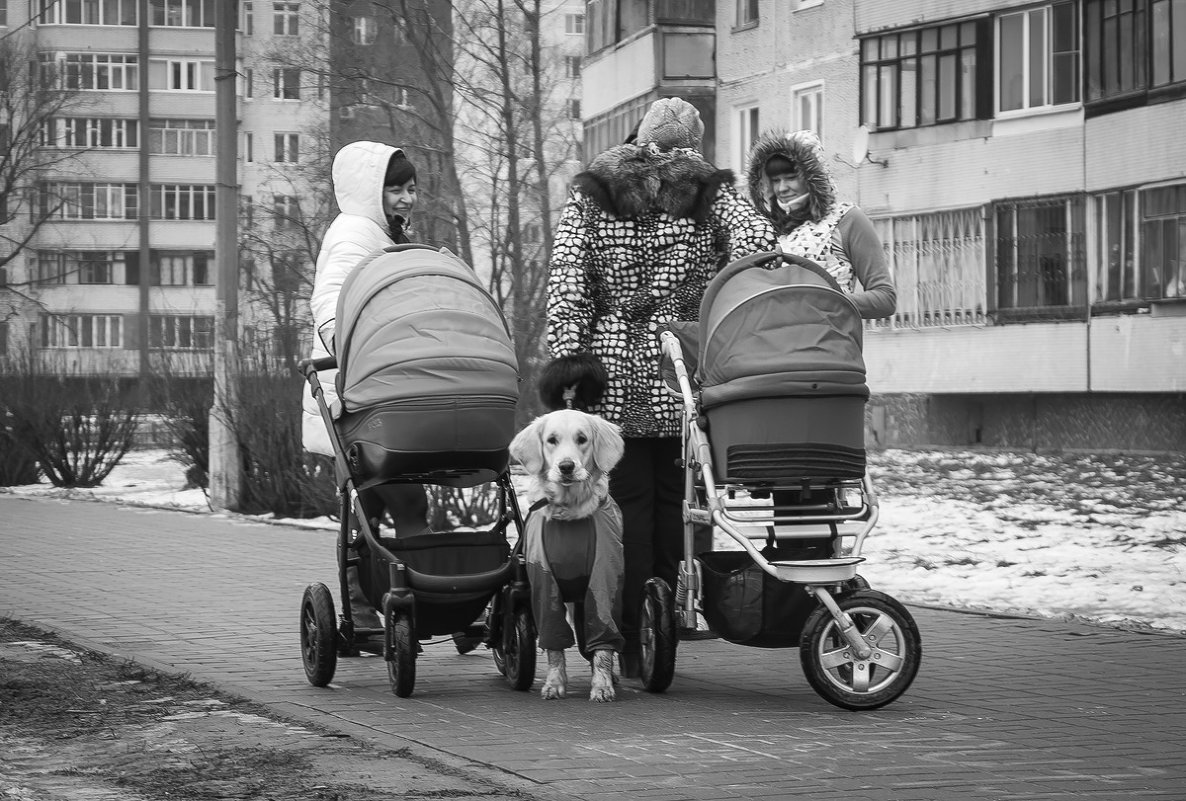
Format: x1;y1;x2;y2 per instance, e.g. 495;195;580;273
546;434;559;445
576;434;588;445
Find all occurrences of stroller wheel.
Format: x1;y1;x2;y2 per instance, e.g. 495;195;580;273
799;589;921;711
300;583;338;687
639;578;677;693
386;610;417;698
500;607;537;692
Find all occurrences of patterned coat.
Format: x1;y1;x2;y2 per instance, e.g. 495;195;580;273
547;144;776;438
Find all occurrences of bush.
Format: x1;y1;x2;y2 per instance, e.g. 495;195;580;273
0;425;39;486
149;375;212;490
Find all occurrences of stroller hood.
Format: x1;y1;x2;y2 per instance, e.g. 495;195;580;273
698;252;867;410
334;245;520;416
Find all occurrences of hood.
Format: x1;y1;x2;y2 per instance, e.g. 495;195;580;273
573;143;733;224
331;141;403;228
745;130;837;225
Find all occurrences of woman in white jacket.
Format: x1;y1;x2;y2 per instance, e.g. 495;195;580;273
302;141;429;627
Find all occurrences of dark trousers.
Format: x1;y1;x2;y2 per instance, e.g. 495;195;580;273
608;436;687;650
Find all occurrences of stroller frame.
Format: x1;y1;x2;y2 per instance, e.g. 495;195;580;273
298;353;537;698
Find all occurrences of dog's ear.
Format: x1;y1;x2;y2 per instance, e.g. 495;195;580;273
538;353;608;411
589;416;625;473
509;417;545;475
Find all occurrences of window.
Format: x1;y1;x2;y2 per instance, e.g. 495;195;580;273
736;0;758;27
274;133;299;163
273;194;300;228
41;183;139;220
1151;0;1186;87
565;56;582;79
273;67;300;100
565;13;584;34
150;315;214;350
149;185;216;220
42;53;139;91
735;103;759;177
151;251;209;285
860;20;985;130
568;99;581;119
1084;0;1148;102
239;195;255;230
41;314;123;348
39;0;137;25
997;3;1079;113
78;252;117;284
149;59;215;92
1093;188;1140;301
149;119;215;155
1140;183;1186;300
243;132;254;162
273;1;299;35
995;196;1086;310
791;82;824;143
41;118;139;149
241;1;253;33
34;251;129;284
150;0;214;27
352;15;376;44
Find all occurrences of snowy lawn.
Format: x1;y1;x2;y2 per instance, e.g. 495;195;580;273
5;447;1184;635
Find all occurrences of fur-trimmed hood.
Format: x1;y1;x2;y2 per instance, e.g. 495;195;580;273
745;130;837;227
573;143;734;224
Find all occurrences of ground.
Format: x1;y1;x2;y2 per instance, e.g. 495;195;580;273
0;618;533;801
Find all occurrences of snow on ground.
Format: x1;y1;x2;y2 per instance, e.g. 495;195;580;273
5;448;1184;635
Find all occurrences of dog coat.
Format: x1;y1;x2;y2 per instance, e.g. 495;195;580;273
524;497;625;653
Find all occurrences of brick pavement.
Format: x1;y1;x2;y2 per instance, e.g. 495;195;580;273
1;494;1184;801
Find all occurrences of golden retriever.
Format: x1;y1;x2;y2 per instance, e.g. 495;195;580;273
510;409;626;701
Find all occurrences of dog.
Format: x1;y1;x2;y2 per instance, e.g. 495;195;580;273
510;408;626;702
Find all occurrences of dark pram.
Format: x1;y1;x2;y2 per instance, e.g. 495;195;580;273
298;244;536;697
647;251;921;710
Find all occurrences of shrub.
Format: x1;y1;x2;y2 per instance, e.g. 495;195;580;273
0;425;39;486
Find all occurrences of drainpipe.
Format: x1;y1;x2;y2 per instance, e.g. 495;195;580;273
137;0;150;385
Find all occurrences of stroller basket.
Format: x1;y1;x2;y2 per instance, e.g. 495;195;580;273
699;547;826;649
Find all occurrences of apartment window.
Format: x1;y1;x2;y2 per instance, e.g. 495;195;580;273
77;252;119;284
39;0;137;25
1094;188;1139;301
860;20;985;130
150;0;215;27
568;99;581;119
1084;0;1149;102
736;0;758;27
150;314;214;350
352;15;376;44
791;82;824;143
565;56;582;79
1151;0;1186;87
149;185;216;220
273;67;300;100
243;67;254;98
42;117;139;149
995;196;1086;310
1141;183;1186;300
41;314;123;348
273;2;299;35
149;59;215;92
274;133;299;163
997;3;1079;113
241;1;253;33
43;53;139;91
0;2;6;26
565;13;584;34
239;195;255;230
243;132;254;162
149;119;215;155
273;194;300;228
735;103;759;177
41;183;139;220
34;251;128;284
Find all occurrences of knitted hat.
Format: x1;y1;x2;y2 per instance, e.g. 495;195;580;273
384;152;416;186
635;98;704;151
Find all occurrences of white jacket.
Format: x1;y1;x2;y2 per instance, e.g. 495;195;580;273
302;141;404;455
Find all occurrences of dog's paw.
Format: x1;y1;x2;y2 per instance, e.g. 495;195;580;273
590;650;617;703
541;650;568;700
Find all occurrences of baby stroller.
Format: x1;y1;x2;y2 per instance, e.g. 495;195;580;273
298;244;536;698
648;251;921;710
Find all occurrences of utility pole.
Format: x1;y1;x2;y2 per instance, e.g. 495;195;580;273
210;0;241;510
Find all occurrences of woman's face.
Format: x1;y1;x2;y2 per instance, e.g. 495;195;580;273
383;179;417;220
769;169;806;204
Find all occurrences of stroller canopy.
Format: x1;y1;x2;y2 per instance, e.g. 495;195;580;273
334;245;520;416
697;252;867;411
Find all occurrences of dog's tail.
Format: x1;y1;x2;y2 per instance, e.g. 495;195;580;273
538;353;607;412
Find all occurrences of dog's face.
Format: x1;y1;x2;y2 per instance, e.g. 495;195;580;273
510;410;625;518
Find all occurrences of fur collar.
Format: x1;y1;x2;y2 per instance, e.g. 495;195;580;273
573;144;734;225
745;131;837;228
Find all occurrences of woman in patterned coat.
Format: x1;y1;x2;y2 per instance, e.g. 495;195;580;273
745;129;896;319
546;98;776;675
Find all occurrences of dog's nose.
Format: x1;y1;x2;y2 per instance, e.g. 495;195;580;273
558;459;575;475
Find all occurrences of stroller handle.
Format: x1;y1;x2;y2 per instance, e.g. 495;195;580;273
299;356;337;380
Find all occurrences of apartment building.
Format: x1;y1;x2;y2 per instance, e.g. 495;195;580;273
714;0;1185;450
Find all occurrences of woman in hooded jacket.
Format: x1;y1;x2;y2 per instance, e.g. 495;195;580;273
302;140;429;629
546;98;777;676
745;129;896;319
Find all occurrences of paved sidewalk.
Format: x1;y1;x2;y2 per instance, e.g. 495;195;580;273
1;495;1183;801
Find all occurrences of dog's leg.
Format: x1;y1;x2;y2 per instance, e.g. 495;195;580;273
541;650;568;700
590;650;617;703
